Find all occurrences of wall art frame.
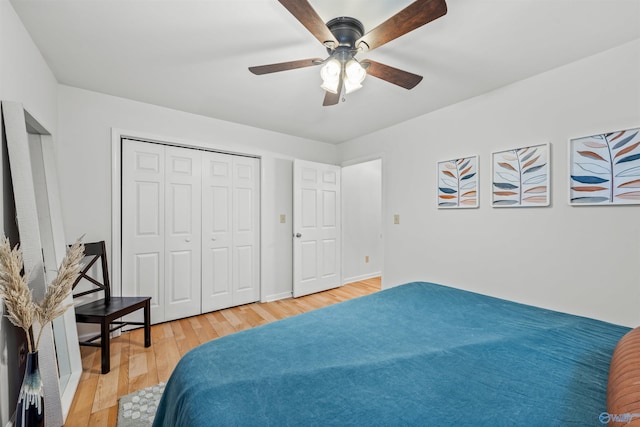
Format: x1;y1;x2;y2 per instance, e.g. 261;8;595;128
437;155;479;208
491;142;550;207
569;126;640;205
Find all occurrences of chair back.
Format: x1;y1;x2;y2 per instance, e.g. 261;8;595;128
71;241;111;302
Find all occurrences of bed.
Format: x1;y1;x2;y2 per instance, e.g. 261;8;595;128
153;282;630;426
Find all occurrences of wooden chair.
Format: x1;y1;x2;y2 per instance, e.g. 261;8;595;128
71;241;151;374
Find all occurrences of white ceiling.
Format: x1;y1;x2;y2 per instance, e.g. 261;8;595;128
10;0;640;144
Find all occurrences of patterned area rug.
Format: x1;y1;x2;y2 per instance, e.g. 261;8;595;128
117;382;166;427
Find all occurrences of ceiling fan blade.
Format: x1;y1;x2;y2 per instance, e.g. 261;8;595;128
278;0;339;48
323;91;340;106
356;0;447;51
322;77;344;106
363;60;423;89
249;58;323;75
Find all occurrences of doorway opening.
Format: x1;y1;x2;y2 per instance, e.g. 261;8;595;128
341;158;383;289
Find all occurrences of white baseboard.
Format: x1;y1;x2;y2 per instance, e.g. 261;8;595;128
261;291;292;303
343;272;382;285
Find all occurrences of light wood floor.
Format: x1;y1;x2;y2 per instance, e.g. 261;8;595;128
64;277;381;426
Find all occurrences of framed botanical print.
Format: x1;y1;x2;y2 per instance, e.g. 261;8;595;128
437;155;479;208
492;143;550;207
569;127;640;205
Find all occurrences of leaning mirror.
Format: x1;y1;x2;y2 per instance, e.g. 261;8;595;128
2;101;82;424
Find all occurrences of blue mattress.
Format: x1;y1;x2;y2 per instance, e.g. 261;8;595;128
153;282;629;426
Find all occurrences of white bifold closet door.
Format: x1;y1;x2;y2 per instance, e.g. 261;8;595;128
201;153;260;312
122;139;259;324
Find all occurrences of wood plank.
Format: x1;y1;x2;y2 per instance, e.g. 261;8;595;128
154;336;182;383
116;335;131;406
91;368;120;412
248;303;279;323
64;376;98;427
87;407;111;427
128;352;147;379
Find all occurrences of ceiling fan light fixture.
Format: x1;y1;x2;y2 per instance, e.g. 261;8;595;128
320;58;342;94
321;79;340;94
345;59;366;83
344;79;362;95
344;58;366;94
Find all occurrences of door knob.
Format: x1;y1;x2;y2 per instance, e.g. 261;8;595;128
185;238;191;242
295;233;302;238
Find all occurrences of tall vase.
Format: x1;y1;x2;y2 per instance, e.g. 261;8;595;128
16;351;45;427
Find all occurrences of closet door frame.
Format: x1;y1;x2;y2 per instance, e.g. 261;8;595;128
111;128;262;310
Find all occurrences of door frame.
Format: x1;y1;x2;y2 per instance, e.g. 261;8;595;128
110;128;263;303
340;153;386;288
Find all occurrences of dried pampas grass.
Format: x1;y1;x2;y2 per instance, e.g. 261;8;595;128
0;236;84;353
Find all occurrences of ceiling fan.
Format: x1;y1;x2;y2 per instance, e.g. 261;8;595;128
249;0;447;106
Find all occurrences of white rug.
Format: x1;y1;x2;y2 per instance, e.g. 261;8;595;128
117;382;166;427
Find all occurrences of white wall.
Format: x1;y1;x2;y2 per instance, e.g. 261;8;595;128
342;159;382;283
56;85;338;302
0;1;59;424
339;39;640;327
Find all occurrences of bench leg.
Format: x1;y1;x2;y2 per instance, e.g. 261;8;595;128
144;300;151;347
101;321;110;374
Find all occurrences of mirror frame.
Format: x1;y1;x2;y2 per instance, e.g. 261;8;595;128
1;101;81;424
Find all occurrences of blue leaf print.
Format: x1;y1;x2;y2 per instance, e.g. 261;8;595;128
493;200;519;206
520;149;537;163
571;175;609;184
439;187;457;194
494;182;518;190
523;164;546;174
571;196;610;204
461;172;476;181
615;153;640;165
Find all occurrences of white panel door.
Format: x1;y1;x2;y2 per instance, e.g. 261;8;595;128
232;156;260;305
122;140;165;323
293;160;341;297
201;152;233;312
202;153;260;310
164;146;202;321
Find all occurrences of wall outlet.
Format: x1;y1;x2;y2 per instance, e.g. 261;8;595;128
365;255;369;263
394;214;400;225
280;214;286;223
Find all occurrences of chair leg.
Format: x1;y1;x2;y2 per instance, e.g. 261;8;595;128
143;300;151;348
101;321;110;374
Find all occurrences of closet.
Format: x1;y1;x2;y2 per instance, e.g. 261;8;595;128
121;139;260;324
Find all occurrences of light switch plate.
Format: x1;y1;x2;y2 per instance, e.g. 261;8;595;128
280;214;286;223
394;214;400;225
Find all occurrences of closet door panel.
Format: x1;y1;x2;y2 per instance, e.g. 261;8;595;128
233;157;260;305
122;140;165;324
201;152;234;312
164;147;202;321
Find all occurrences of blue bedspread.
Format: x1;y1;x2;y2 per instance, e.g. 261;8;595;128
153;282;629;426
